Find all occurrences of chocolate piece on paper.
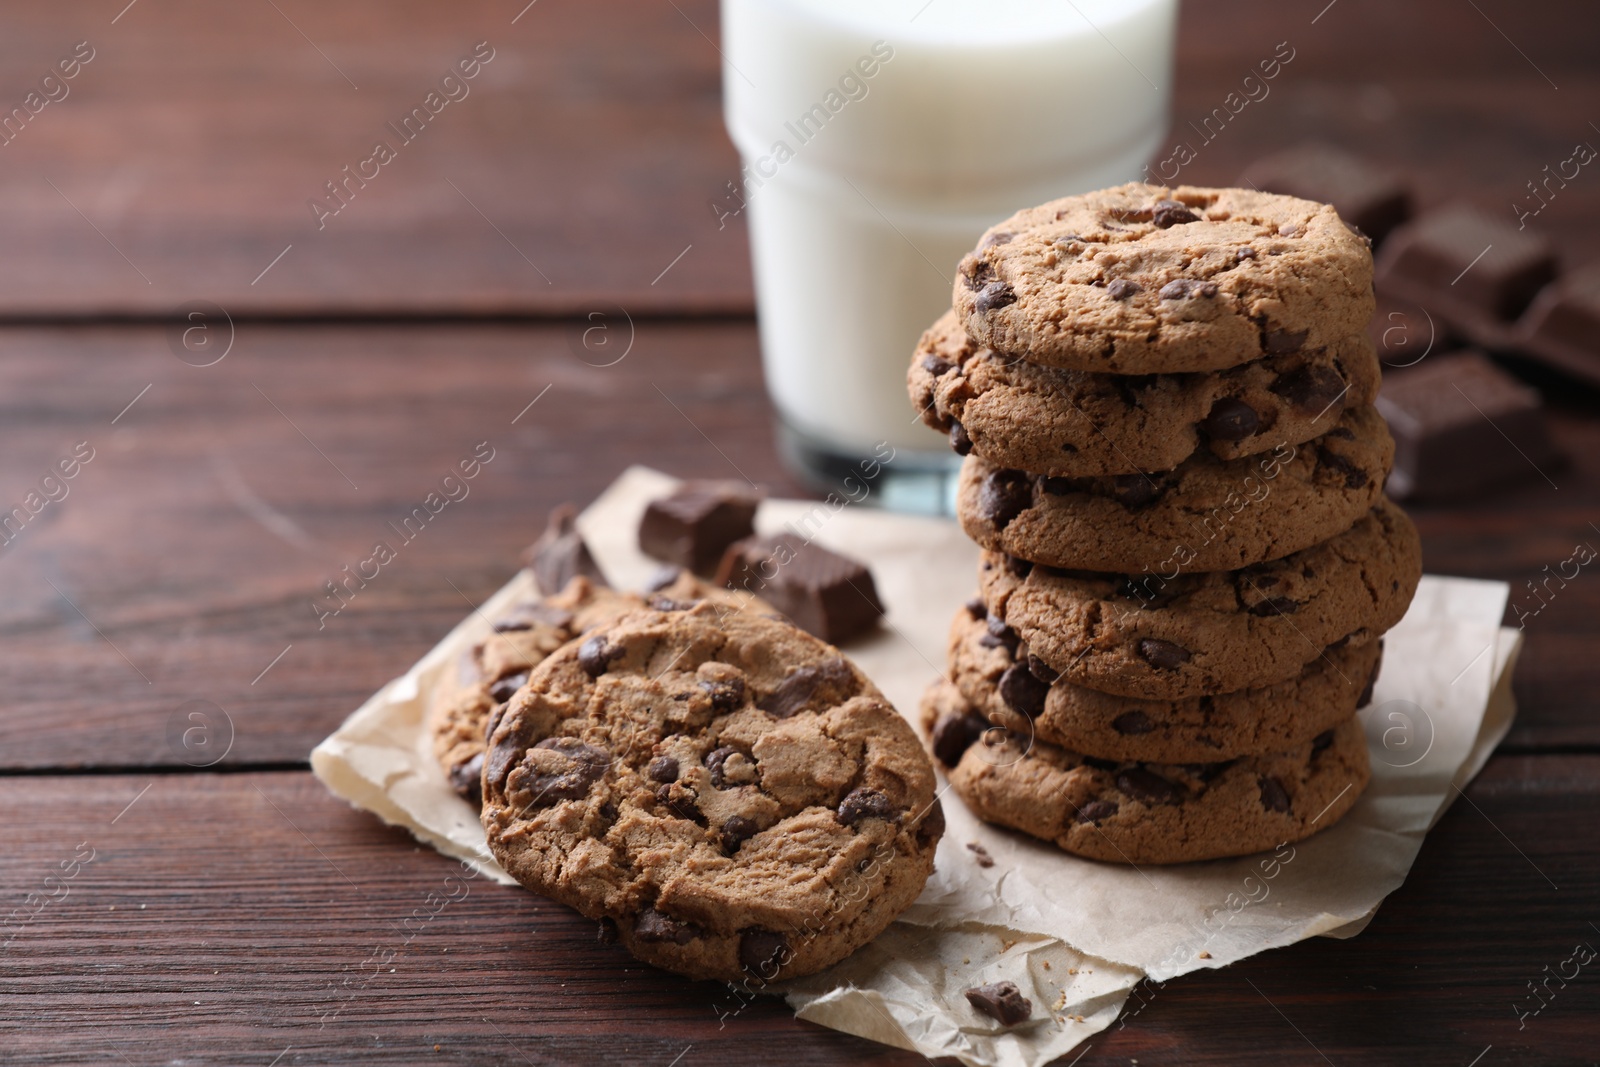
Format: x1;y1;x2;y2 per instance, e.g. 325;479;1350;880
1375;207;1558;340
1517;260;1600;388
1240;143;1412;244
638;481;763;575
964;981;1032;1026
1376;350;1562;501
523;504;608;595
714;533;885;643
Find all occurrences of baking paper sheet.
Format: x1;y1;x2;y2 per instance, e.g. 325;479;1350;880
313;466;1519;1066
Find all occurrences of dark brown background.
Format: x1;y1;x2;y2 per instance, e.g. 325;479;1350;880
0;0;1596;1064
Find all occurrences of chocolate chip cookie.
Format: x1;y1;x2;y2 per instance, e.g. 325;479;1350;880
923;679;1370;864
953;184;1374;374
946;600;1382;763
956;405;1394;573
480;602;943;983
429;572;761;804
976;499;1421;700
908;310;1380;476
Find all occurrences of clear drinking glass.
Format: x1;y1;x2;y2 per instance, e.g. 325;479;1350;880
721;0;1179;511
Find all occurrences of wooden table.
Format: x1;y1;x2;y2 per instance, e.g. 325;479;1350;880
2;1;1596;1063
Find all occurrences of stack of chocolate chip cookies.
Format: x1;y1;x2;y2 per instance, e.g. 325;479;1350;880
908;183;1423;865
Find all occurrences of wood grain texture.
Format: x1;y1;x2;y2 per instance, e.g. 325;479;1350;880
0;0;1595;315
0;758;1592;1066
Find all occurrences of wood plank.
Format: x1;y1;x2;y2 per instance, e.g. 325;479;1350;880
0;757;1593;1064
0;322;1597;769
0;0;1595;315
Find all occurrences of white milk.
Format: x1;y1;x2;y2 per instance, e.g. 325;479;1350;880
722;0;1178;469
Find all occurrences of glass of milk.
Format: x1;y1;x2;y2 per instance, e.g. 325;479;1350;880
721;0;1178;512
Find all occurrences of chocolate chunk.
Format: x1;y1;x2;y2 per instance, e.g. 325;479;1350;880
705;746;759;789
449;751;484;805
635;907;701;945
1376;350;1562;501
974;281;1017;314
1106;278;1141;300
1112;711;1155;735
739;929;791;978
493;601;576;633
1111;473;1161;507
1377;205;1556;321
1317;442;1370;490
998;662;1049;719
520;738;610;805
1519;261;1600;387
950;419;974;456
1116;767;1182;804
964;981;1032;1026
1259;776;1292;813
932;711;990;767
525;504;609;595
721;815;759;852
964;596;988;621
699;675;746;713
1240;143;1413;244
1074;799;1118;824
978;469;1034;530
1026;654;1060;684
916;799;946;847
920;352;954;377
1137;638;1191;669
1204;398;1262;442
1270;363;1346;412
980;614;1021;655
1311;729;1336;755
654;783;702;822
646;755;679;783
1152;199;1200;228
716;534;885;643
488;670;530;704
1235;246;1258;261
578;635;623;678
1159;279;1219;300
1248;596;1300;617
1265;328;1310;355
836;787;896;826
756;657;858;718
1005;555;1033;579
979;230;1015;249
1357;658;1381;708
639;481;763;577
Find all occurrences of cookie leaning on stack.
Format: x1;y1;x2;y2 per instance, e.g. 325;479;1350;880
909;182;1422;864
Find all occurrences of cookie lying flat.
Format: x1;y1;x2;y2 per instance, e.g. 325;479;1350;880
908;309;1381;477
429;572;761;804
480;602;942;983
946;601;1382;763
977;498;1421;700
922;679;1370;864
957;405;1394;573
953;183;1374;375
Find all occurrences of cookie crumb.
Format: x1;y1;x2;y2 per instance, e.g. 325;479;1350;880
966;841;996;868
1199;951;1211;959
1042;961;1051;970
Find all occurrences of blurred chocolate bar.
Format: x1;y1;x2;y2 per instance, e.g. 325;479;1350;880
715;533;884;643
1375;205;1558;348
638;480;762;575
1240;142;1412;244
524;504;608;594
1517;261;1600;388
1376;351;1561;501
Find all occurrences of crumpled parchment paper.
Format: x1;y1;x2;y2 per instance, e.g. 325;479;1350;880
313;466;1519;1067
